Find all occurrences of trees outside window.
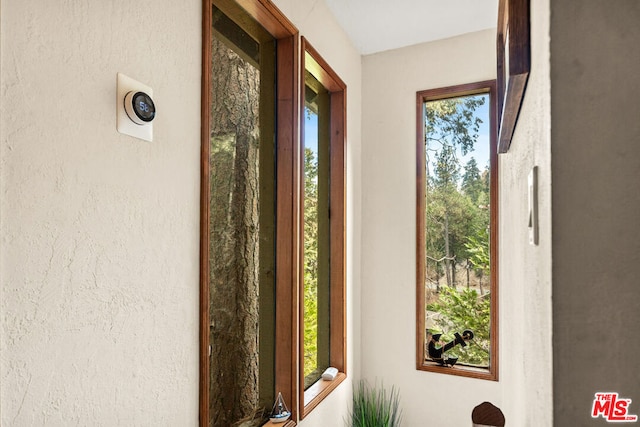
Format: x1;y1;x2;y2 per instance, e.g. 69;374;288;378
299;39;347;417
200;0;298;425
416;81;498;380
201;4;347;425
207;4;277;425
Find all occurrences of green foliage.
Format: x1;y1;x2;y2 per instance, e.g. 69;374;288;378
427;287;490;366
465;228;490;276
303;146;319;378
425;96;485;155
348;381;403;427
461;157;484;203
424;95;489;288
303;268;318;378
423;93;492;367
426;184;481;265
433;145;460;188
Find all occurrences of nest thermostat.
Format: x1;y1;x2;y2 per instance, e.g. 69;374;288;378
124;91;156;125
116;73;155;141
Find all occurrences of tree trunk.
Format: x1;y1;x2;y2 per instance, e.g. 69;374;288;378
443;215;452;287
209;36;261;427
466;261;470;289
451;260;457;289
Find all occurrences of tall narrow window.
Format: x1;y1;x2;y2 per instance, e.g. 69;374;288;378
416;81;498;381
300;38;347;416
303;71;331;388
200;0;298;425
208;4;276;425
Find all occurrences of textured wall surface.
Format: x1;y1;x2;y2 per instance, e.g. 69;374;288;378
0;0;202;425
498;0;553;425
361;30;502;427
551;1;640;425
0;0;362;425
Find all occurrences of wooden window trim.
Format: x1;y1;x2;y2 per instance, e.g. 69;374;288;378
496;0;531;153
415;80;499;382
303;372;346;414
200;0;299;425
263;421;297;427
299;37;347;419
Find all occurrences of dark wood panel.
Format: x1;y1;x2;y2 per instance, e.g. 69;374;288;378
199;2;212;425
274;33;299;421
496;0;531;153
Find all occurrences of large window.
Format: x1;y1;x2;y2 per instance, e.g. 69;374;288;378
201;3;347;426
299;38;347;417
200;0;298;425
416;81;498;381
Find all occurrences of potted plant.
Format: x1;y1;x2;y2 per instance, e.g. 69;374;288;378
348;380;403;427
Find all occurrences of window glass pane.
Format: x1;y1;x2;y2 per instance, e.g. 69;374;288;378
303;71;331;389
423;93;491;368
209;5;276;425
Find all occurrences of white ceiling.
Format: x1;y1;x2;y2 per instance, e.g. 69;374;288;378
324;0;499;55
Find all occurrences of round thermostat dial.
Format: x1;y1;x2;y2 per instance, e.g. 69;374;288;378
124;91;156;125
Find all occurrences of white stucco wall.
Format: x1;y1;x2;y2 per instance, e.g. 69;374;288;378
499;0;553;425
0;0;203;424
361;30;503;426
0;0;361;425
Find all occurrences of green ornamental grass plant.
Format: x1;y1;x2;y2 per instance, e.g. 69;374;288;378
348;380;403;427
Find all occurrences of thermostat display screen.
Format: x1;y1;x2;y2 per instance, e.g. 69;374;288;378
132;92;155;122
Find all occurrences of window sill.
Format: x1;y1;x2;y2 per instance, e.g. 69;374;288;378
418;361;497;381
302;372;347;417
263;420;296;427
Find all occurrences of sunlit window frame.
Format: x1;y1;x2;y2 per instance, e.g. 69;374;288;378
415;80;499;381
299;37;347;418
